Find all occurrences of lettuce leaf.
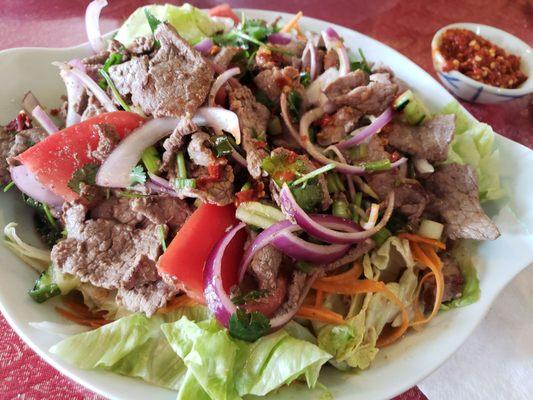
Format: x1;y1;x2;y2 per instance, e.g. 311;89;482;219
314;238;418;371
441;243;481;310
161;316;331;399
50;306;208;390
114;3;224;46
442;101;505;202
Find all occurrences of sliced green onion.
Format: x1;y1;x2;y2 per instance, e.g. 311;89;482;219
176;151;187;179
332;172;345;192
352;192;363;223
332;199;351;219
174;178;196;189
348;143;368;160
99;69;130;112
364;159;391;172
291;163;335;187
141;146;161;174
372;227;391;247
3;181;15;192
326;174;338;194
42;204;58;230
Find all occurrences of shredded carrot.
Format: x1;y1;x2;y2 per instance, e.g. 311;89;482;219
314;290;324;307
376;285;410;347
312;278;386;295
411;271;434;331
296;305;344;325
410;242;444;326
156;294;197;315
319;262;363;283
280;11;303;33
419;243;443;270
398;233;446;250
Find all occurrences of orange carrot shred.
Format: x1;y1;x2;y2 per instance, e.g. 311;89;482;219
419;243;443;270
398;233;446;250
376;285;410;347
313;278;386;295
157;294;197;315
296;305;344;325
410;242;444;326
320;262;363;283
315;290;324;308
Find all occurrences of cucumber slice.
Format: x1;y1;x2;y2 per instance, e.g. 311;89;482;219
29;267;60;303
393;90;429;125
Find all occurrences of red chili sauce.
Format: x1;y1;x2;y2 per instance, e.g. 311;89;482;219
438;28;527;89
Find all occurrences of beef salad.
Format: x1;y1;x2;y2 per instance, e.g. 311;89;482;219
1;2;505;398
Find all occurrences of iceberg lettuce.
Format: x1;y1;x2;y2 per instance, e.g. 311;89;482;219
114;3;224;46
161;316;331;399
442;101;505;202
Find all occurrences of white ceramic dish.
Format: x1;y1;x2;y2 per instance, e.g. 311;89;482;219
431;22;533;104
0;9;532;400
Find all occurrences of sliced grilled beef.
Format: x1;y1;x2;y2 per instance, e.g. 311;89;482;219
108;22;214;119
422;253;464;311
212;46;242;70
253;66;303;105
228;84;270;179
325;72;398;115
88;124;120;162
387;115;455;162
274;270;308;317
317;106;362;146
424;163;500;240
117;280;176;317
187;131;218;167
322;239;375;272
175;164;234;206
250;245;283;290
0;125;46;184
323;48;339;70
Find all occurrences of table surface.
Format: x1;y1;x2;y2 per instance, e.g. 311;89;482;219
0;1;531;399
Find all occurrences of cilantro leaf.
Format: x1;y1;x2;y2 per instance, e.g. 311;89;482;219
350;48;372;74
229;308;270;342
130;165;147;186
67;163;98;194
144;8;162;33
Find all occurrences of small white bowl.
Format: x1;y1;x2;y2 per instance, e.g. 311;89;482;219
431;22;533;103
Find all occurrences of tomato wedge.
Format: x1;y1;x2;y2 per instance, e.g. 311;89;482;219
157;204;246;303
17;112;145;202
208;3;240;24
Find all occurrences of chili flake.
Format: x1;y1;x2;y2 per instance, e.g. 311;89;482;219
439;28;527;89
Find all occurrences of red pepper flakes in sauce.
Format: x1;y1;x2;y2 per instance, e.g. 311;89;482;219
439;28;527;89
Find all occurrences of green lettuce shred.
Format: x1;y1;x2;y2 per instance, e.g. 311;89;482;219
442;101;505;202
114;3;225;47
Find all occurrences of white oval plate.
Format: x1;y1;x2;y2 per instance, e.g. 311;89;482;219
0;8;532;400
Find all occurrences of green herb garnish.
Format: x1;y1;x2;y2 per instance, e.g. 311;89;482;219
229;308;270;342
67;163;98;194
287;90;302;124
141;146;161;174
231;290;267;306
99;69;130;111
350;48;372;74
210;135;234;157
130;165;147;185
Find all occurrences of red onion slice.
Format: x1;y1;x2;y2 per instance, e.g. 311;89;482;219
306;67;339;105
10;165;63;207
31;106;58;135
271;230;350;263
194;38;214;55
208;67;240;107
280;183;395;244
85;0;108;53
238;215;358;282
193;107;241;145
96;118;177;188
267;32;292;45
53;62;117;112
204;223;246;327
337;108;393;150
58;67;83;127
322;27;350;76
302;38;318;80
148;172;173;190
97;108;241;188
